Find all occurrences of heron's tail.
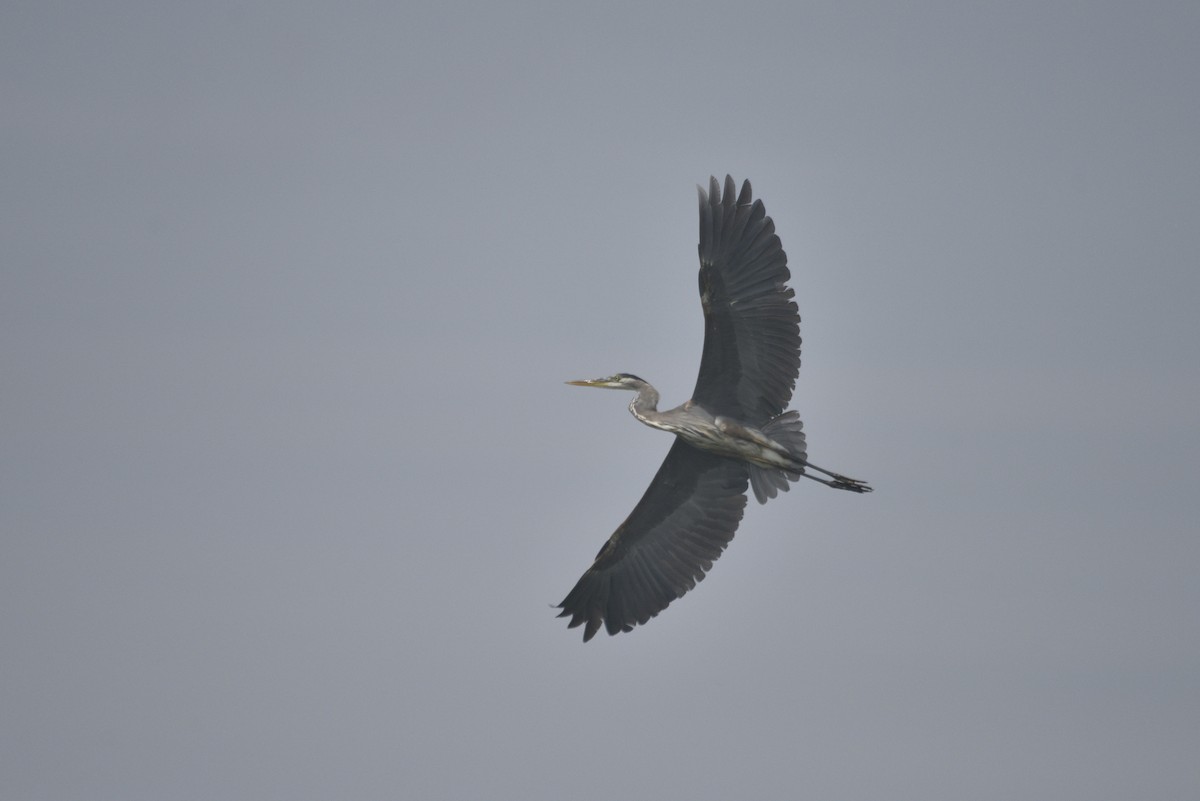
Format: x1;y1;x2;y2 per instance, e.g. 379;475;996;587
748;411;872;502
748;412;807;504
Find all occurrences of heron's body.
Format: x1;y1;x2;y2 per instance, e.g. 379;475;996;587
626;383;783;466
629;386;777;463
596;376;863;489
558;176;870;642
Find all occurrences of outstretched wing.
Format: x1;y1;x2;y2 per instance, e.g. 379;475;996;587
693;175;801;426
557;440;749;642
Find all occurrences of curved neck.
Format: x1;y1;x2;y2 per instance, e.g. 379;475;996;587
627;382;665;428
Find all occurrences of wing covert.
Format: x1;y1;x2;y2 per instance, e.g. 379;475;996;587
693;175;801;425
556;440;749;641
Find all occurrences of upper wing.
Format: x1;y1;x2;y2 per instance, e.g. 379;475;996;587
556;439;749;642
692;176;801;426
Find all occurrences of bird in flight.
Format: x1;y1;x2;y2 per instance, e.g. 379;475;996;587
558;175;870;642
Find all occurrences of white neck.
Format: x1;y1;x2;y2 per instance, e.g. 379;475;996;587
627;382;667;430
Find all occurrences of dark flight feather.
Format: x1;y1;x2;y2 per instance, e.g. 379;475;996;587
692;176;800;426
556;440;748;641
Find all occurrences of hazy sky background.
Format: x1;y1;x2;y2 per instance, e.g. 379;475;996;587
3;2;1198;799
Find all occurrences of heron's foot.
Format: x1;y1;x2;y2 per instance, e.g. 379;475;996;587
802;461;872;493
828;474;872;493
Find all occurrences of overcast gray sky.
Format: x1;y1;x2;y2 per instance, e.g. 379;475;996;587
3;2;1198;799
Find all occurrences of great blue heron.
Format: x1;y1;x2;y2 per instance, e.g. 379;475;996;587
557;175;871;642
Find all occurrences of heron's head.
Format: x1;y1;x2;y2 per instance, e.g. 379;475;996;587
566;373;646;391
